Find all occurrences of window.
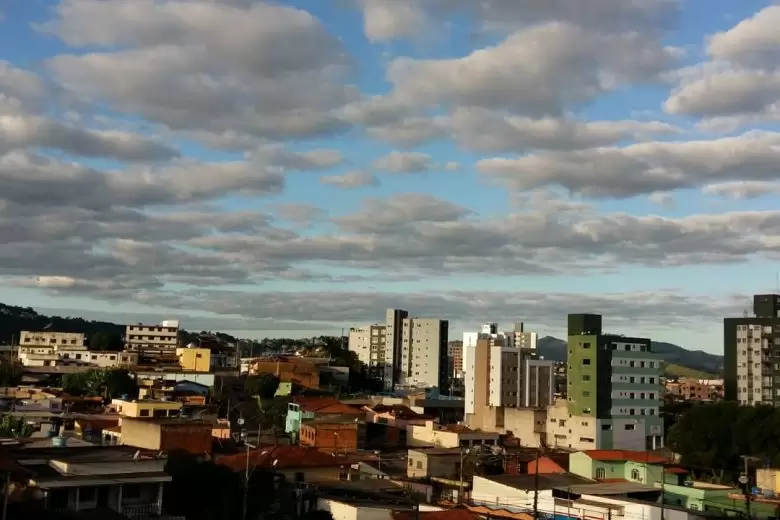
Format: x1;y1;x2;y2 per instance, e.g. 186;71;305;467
139;409;150;417
416;461;422;469
601;424;612;431
583;342;591;349
582;375;591;381
582;391;591;397
595;468;606;479
625;423;635;430
582;359;591;366
631;469;641;481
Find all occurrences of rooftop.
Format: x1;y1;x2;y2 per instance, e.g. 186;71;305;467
582;450;668;464
481;473;594;491
215;444;354;471
409;448;463;456
393;508;480;520
560;481;661;496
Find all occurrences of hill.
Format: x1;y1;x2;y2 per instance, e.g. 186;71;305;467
664;363;716;379
537;336;723;376
0;303;124;345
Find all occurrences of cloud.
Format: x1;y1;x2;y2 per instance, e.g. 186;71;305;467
703;181;780;200
707;5;780;67
0;62;45;106
42;0;354;141
649;192;676;209
108;288;738;336
373;151;433;173
478;131;780;198
248;144;343;170
320;171;380;189
0;95;179;161
386;22;677;116
272;203;327;226
360;0;427;43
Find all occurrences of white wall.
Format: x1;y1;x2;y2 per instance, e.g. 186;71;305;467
463;342;476;414
317;499;443;520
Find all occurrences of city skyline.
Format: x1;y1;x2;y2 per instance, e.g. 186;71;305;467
4;1;780;353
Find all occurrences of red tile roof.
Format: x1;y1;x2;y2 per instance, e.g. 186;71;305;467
597;478;629;483
583;450;668;464
215;445;347;471
393;508;481;520
665;466;688;474
293;397;361;414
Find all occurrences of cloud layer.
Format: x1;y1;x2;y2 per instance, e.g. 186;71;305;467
0;0;775;336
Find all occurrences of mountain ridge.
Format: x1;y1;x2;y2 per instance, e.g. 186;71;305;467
537;336;723;375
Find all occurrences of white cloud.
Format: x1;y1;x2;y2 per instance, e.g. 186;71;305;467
360;0;427;43
703;181;780;200
320;171;380;189
707;5;780;67
373;151;433;173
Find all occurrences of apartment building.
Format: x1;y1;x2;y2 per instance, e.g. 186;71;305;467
18;346;137;368
397;317;449;390
566;313;664;450
724;294;780;405
465;330;554;429
348;324;393;390
19;331;86;349
448;341;464;379
125;320;180;351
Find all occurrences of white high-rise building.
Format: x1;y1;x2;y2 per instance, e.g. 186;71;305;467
397;317;449;390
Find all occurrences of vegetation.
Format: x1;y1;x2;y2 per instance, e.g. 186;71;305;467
88;331;124;351
0;302;124;345
665;363;715;379
62;368;138;401
0;360;20;387
245;373;281;399
667;402;780;477
0;415;35;437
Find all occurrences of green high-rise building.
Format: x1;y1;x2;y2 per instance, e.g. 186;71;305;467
566;314;664;450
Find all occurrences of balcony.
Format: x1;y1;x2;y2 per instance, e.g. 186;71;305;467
122;503;164;519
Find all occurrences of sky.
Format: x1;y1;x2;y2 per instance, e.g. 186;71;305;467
2;0;780;352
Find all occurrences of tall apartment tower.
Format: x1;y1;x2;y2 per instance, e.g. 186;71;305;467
566;314;664;450
348;325;393;390
397;317;449;391
386;308;409;386
724;294;780;405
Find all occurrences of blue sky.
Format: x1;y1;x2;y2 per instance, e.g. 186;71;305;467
2;0;780;353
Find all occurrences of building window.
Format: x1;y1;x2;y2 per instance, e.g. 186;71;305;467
582;391;591;397
416;461;423;469
582;359;591;366
631;469;640;481
625;423;635;430
582;375;591;381
596;468;606;479
139;409;150;417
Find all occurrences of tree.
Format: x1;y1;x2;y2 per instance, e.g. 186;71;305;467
245;373;280;399
89;331;124;351
62;368;138;401
0;416;34;438
0;361;20;387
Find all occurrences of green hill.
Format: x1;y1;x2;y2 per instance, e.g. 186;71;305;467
664;363;716;379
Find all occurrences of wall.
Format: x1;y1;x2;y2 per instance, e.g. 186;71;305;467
407;450;461;479
177;348;211;372
407;421;499;448
112;399;182;418
20;331;86;348
757;468;780;493
300;423;359;453
528;456;567;474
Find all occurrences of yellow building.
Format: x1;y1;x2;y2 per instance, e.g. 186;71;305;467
176;347;211;372
111;398;182;418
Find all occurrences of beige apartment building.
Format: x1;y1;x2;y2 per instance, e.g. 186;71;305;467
125;320;180;351
348;324;393;390
465;335;554;430
20;331;86;349
397;317;449;390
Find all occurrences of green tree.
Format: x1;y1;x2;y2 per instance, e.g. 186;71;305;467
61;368;138;401
89;331;124;351
0;361;20;387
0;416;35;437
245;373;280;399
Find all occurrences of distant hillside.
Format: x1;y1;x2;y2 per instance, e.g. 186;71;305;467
538;336;723;376
665;363;716;379
0;303;124;345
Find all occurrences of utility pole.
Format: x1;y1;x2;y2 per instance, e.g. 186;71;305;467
458;447;468;504
2;472;9;520
741;455;759;519
533;446;542;519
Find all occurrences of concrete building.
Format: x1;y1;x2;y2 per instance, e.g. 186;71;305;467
406;420;500;448
118;417;213;454
18;346;137;368
724;294;780;405
125;320;180;352
176;347;211;372
386;308;409;386
110;398;182;419
299;417;364;453
398;317;449;390
666;378;724;401
19;331;86;348
465;326;554;429
567;314;664;450
448;341;464;379
348;324;392;390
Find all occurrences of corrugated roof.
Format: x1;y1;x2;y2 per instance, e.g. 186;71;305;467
482;472;594;490
582;450;668;464
215;445;348;471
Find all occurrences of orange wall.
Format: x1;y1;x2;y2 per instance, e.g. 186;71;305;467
300;424;358;452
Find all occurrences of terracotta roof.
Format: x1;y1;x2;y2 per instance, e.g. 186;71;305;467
293;396;362;415
583;450;668;464
370;404;432;419
665;466;688;474
597;478;629;483
393;508;481;520
215;445;347;471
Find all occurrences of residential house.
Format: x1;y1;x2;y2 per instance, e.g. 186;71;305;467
7;445;172;518
407;421;500;449
528;454;570;475
365;404;437;429
249;357;320;388
285;397;363;441
114;417;213;454
407;448;464;479
214;445;357;482
315;480;445;520
568;450;675;485
299;416;365;453
110;399;182;419
471;474;711;520
662;481;780;517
